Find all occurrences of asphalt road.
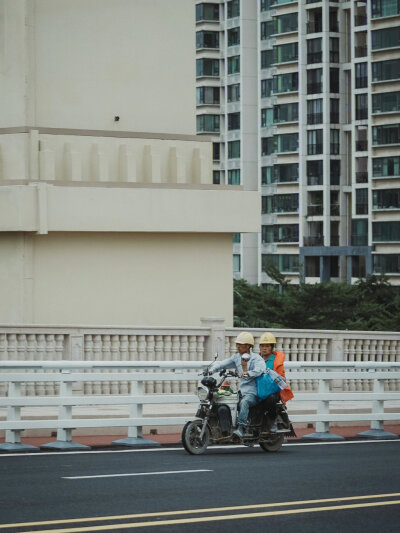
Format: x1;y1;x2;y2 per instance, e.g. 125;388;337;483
0;440;399;533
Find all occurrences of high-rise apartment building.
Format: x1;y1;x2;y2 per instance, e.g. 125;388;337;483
196;0;400;286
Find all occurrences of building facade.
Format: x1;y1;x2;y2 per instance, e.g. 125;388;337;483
195;0;400;286
0;0;260;326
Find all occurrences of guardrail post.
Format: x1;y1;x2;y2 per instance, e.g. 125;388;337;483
357;374;398;440
302;378;344;442
112;378;160;448
41;370;90;450
0;382;38;452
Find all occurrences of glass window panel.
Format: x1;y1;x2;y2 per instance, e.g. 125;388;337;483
228;140;240;159
196;115;220;133
228;112;240;130
372;124;400;145
273;103;298;123
227;83;240;102
228;27;240;46
196;31;219;49
196;58;219;77
196;3;219;22
371;0;400;18
373;189;400;209
373;255;400;274
373;221;400;241
273;42;298;64
261;79;273;97
307;129;323;155
228;55;240;74
372;59;400;82
372;27;400;50
273;72;298;93
228;169;241;185
261;108;274;127
372;91;400;113
355;63;368;88
261;50;274;69
275;133;299;153
373;156;400;177
227;0;240;18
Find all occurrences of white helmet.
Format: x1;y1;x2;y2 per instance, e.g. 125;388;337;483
235;331;254;346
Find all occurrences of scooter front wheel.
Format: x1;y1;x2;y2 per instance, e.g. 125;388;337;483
260;434;284;452
182;420;210;455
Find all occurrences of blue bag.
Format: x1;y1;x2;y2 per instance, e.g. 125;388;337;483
256;370;283;400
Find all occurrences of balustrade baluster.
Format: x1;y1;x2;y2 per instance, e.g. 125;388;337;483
128;335;138;394
101;335;111;395
188;335;197;393
180;336;189;394
84;335;94;394
389;341;397;392
154;335;163;394
93;335;102;395
171;336;180;394
146;335;155;394
110;335;120;395
298;339;306;391
120;335;129;394
355;340;363;391
162;335;172;394
0;334;7;396
26;334;37;396
290;338;299;392
348;339;356;391
45;335;57;395
17;335;27;395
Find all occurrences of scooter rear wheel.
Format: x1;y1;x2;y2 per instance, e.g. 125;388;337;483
260;434;284;452
182;420;210;455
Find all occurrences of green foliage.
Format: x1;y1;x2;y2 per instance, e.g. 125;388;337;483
233;275;400;331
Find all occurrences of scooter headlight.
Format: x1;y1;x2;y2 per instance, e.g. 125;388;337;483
197;385;209;401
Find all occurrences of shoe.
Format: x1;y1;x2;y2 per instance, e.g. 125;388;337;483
233;426;244;438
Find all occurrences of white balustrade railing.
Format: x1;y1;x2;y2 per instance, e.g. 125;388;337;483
0;360;399;450
0;322;399;396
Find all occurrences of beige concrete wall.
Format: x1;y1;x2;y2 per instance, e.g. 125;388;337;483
0;0;196;134
0;232;234;326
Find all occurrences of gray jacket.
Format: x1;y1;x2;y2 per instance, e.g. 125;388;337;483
209;351;265;396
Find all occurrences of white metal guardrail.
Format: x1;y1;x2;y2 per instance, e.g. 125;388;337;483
0;360;399;451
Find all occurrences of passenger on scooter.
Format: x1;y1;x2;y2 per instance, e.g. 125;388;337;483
209;332;265;439
259;332;294;432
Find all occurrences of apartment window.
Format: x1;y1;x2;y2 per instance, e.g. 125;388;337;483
372;27;400;50
373;156;400;177
228;112;240;130
233;233;241;243
330;129;340;154
273;72;298;93
307;68;323;94
265;163;298;184
273;102;299;123
330;68;339;93
307;160;323;185
196;31;219;49
261;50;274;69
273;42;298;64
329;38;339;62
275;133;299;153
372;59;400;82
330;98;339;123
227;83;240;102
262;194;299;214
373;124;400;145
262;224;299;244
262;254;299;273
373;189;400;209
196;115;220;133
196;86;220;105
307;99;323;124
233;254;241;273
228;169;241;185
356;94;368;120
330;159;340;185
261;21;275;40
261;79;273;97
355;63;368;89
228;140;240;158
373;91;400;114
212;142;220;161
373;255;400;274
228;27;240;46
274;12;298;34
196;3;219;22
352;219;368;246
228;55;240;74
227;0;240;18
261;0;273;11
261;108;274;127
373;221;400;241
356;188;368;214
213;170;220;184
261;137;274;156
307;38;322;64
307;129;323;155
196;58;219;77
372;0;400;18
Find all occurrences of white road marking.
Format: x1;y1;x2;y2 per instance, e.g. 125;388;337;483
0;439;397;457
62;469;212;480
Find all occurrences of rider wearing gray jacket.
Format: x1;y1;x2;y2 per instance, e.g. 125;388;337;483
209;332;265;438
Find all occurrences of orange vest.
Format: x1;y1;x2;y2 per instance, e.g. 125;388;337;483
272;351;294;403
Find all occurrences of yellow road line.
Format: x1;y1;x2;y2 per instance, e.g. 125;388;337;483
1;492;399;530
23;500;400;533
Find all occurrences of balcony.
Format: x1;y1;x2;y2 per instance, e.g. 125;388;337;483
356;171;368;183
356;140;368;151
307;204;323;216
307;52;323;64
354;15;367;26
355;76;368;89
330;112;339;124
308;175;323;186
330;204;340;216
356;109;368;120
355;46;367;58
307;83;323;94
308;112;323;125
307;21;322;34
304;236;324;246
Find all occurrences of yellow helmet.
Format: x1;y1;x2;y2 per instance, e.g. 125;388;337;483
235;331;254;346
259;332;276;345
